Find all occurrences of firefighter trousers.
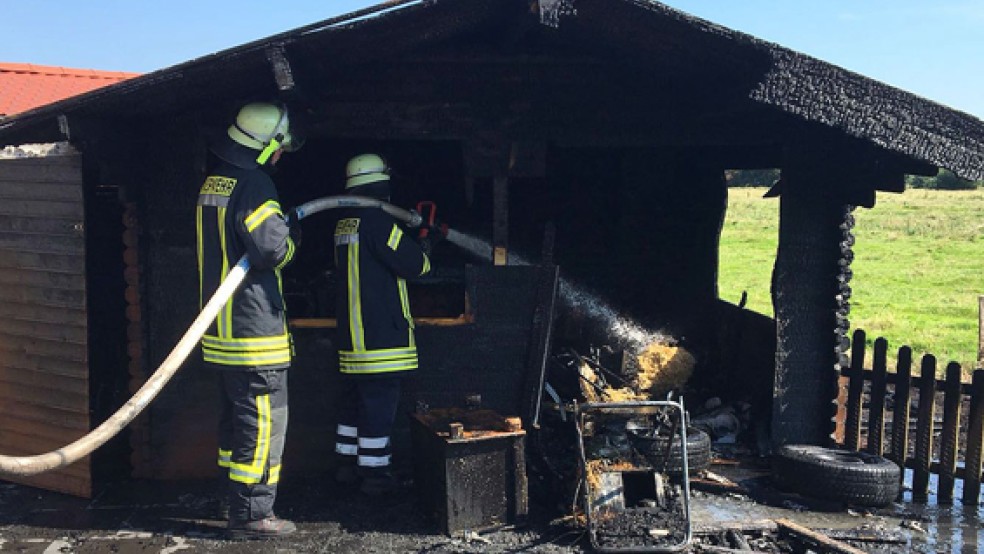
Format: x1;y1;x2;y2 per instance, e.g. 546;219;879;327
217;369;289;522
334;375;402;473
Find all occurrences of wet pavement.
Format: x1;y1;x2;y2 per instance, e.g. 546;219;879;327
691;463;984;554
1;465;983;553
0;470;586;554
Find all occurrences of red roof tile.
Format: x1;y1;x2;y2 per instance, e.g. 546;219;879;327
0;62;140;117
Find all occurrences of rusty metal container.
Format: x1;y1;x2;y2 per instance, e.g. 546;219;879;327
410;408;528;535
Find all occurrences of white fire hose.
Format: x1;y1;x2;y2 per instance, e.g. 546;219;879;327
0;195;422;477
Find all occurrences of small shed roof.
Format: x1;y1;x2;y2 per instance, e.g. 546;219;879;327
0;63;139;117
0;0;981;180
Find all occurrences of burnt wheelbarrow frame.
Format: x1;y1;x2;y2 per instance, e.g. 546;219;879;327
574;399;693;553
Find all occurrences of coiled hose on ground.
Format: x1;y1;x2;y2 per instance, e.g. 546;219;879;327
0;195;421;477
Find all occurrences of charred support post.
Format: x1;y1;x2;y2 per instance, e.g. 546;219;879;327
462;137;513;265
772;147;856;447
493;176;509;265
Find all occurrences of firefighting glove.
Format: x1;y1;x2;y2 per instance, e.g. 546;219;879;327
286;209;302;247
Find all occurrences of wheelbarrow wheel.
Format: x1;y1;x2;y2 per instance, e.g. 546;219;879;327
772;444;900;507
648;427;712;476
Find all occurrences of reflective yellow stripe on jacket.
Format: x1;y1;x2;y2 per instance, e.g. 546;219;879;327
339;346;419;374
202;334;291;366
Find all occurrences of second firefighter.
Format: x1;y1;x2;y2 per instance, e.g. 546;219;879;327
331;153;436;495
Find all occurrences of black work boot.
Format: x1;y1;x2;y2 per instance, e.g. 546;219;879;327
227;515;297;540
215;496;230;521
334;456;360;485
359;467;397;496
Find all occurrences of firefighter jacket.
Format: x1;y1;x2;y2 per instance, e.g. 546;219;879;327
196;162;297;370
333;206;431;375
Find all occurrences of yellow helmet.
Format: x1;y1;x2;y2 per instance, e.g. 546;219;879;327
345;153;390;189
227;102;301;164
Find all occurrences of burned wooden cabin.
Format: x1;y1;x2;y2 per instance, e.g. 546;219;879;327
1;0;982;497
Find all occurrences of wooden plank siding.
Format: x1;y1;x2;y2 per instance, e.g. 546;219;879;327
0;155;90;497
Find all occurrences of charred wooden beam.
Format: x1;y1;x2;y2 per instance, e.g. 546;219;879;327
775;519;868;554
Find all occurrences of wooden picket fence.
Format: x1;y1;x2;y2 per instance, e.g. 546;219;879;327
835;329;984;505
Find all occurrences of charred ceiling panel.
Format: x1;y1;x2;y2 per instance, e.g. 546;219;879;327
0;154;90;497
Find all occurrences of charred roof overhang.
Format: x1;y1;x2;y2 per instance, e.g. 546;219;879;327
0;0;980;181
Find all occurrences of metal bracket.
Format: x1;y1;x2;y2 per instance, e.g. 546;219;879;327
266;44;296;92
57;114;71;141
538;0;577;28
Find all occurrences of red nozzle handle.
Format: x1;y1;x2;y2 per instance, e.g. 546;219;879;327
416;201;437;237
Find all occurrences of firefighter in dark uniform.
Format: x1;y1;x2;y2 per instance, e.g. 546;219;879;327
332;153;436;495
197;102;302;538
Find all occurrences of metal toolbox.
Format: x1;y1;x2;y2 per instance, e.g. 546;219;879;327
410;408;529;535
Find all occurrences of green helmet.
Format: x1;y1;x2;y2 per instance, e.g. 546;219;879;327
345;153;391;189
227;102;301;164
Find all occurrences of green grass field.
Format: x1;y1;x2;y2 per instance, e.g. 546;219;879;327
718;187;984;374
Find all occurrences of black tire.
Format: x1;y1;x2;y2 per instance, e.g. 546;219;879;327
639;427;712;476
772;444;900;507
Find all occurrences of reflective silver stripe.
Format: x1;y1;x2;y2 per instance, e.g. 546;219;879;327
337;425;358;438
203;349;291;366
342;361;416;370
358;455;391;468
336;444;358;455
203;334;291;350
339;348;417;360
218;449;232;468
229;466;264;483
359;437;389;449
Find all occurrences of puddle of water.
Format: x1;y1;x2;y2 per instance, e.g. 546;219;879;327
897;470;984;553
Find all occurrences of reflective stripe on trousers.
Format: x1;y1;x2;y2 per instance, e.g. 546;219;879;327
335;375;402;468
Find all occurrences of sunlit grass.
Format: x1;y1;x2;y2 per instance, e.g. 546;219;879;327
719;187;984;374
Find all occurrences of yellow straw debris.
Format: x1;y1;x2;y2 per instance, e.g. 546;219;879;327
634;342;695;396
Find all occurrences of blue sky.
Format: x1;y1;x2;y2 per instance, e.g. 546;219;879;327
2;1;982;119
